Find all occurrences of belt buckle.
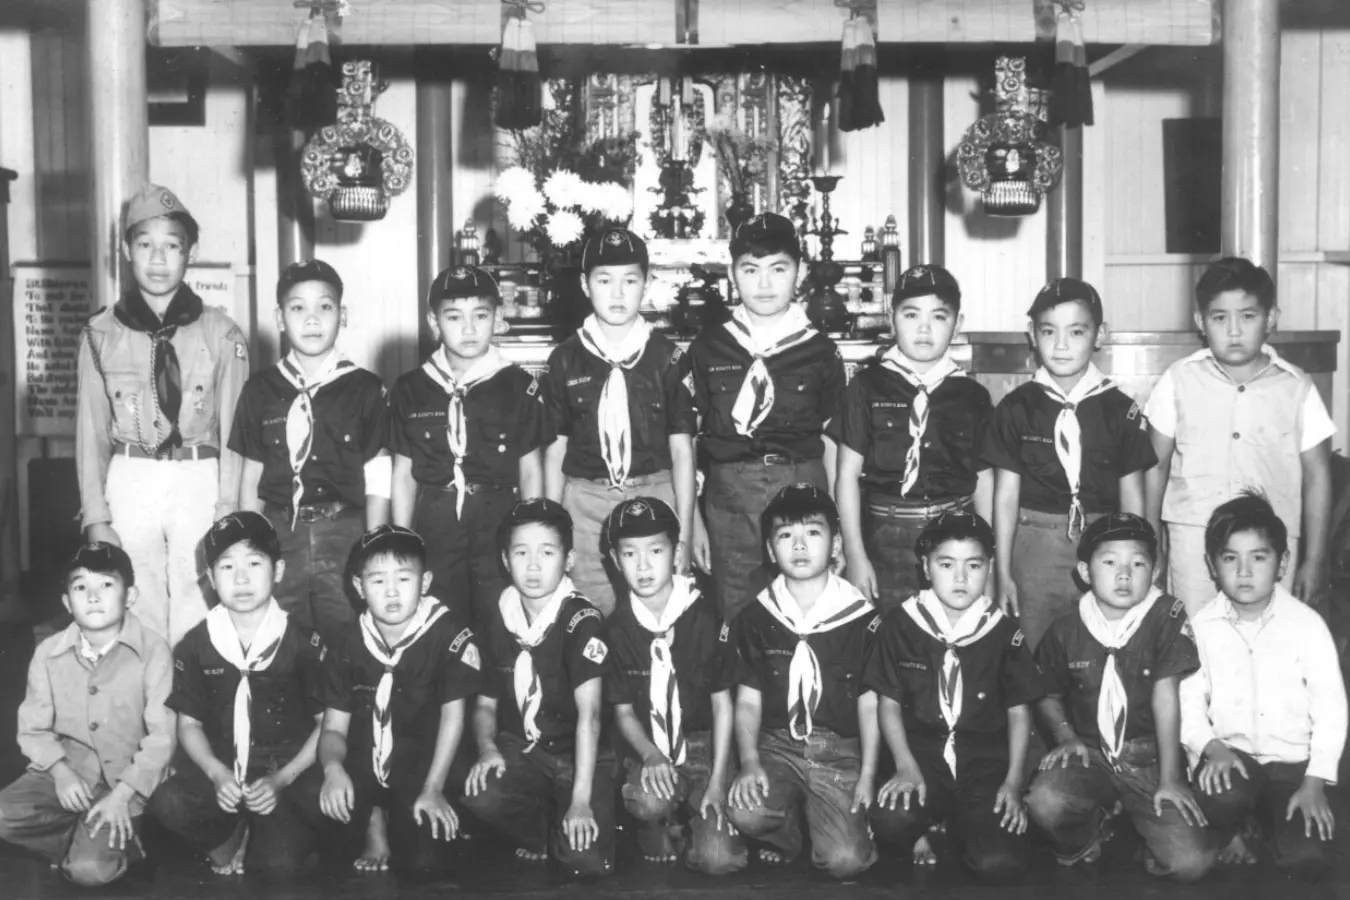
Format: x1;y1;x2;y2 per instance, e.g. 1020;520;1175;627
763;453;789;466
296;504;326;524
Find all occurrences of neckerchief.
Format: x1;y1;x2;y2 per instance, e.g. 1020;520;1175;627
725;304;818;437
359;597;448;786
1078;585;1162;762
204;600;289;783
902;591;1004;776
422;345;511;516
277;349;358;526
756;573;874;740
628;575;701;766
114;285;204;453
1032;364;1114;538
880;348;964;497
499;577;577;744
577;315;653;486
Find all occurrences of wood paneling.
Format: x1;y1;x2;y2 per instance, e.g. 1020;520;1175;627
30;28;89;261
877;0;1216;45
533;0;678;45
152;0;500;48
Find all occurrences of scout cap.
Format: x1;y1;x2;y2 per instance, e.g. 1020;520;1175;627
730;212;802;263
1027;276;1103;327
762;482;840;535
582;227;649;273
604;496;680;547
65;542;135;588
123;183;196;235
205;511;282;567
893;264;962;311
914;511;995;558
1076;512;1157;563
350;524;426;572
428;265;501;308
497;497;574;556
277;259;344;304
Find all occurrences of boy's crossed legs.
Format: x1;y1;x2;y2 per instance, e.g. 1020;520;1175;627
0;771;142;887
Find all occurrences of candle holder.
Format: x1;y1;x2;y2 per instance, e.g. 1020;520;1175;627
807;175;847;267
805;175;850;333
649;159;706;239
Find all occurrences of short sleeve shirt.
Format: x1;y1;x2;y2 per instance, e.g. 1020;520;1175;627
1035;595;1199;744
864;608;1046;765
830;360;993;497
684;326;847;463
733;601;882;738
388;364;545;489
605;594;737;735
980;383;1157;514
322;615;482;779
168;620;326;766
480;595;611;753
541;333;697;480
228;366;389;508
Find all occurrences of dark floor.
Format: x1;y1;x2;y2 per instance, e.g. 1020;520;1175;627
0;622;1348;900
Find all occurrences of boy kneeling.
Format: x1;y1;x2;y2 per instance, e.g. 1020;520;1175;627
605;498;746;874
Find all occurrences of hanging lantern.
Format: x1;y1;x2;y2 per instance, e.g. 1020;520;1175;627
957;57;1062;217
300;60;413;222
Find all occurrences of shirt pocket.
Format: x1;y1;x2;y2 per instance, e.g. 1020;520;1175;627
476;406;515;460
706;370;744;428
565;380;600;434
898;664;938;724
870;407;911;472
770;372;818;422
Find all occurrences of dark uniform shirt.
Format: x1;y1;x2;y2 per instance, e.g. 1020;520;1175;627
168;619;325;767
864;608;1047;765
480;594;611;753
979;382;1156;514
605;594;738;736
830;360;993;497
734;601;882;739
388;364;545;489
228;366;389;509
684;326;847;463
322;614;482;780
541;333;697;480
1036;595;1199;745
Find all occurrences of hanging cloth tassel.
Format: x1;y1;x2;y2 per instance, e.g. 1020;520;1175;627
495;4;543;130
288;6;339;135
1049;3;1093;127
837;11;884;133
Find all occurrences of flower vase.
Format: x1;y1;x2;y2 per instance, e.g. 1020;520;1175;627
546;262;589;340
725;193;754;233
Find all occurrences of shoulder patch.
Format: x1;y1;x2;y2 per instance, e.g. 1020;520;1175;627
670;345;684;364
235;341;247;359
526;376;540;397
867;615;883;633
1180;621;1195;643
310;632;322;648
462;643;481;670
718;623;730;643
1126;401;1140;421
175;659;185;672
449;627;473;655
1011;629;1025;648
1170;599;1184;619
567;607;602;633
582;636;608;664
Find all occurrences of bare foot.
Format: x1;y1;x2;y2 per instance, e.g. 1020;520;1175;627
207;821;249;876
757;848;789;865
639;822;682;863
1218;833;1258;866
912;834;938;866
354;807;391;873
515;848;547;862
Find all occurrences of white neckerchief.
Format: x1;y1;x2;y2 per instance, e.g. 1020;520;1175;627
1078;585;1163;762
628;575;700;766
422;345;511;517
278;350;358;528
205;600;289;783
1032;364;1114;538
725;304;818;437
359;597;448;786
880;348;964;497
499;577;577;744
903;591;1003;776
757;573;874;740
576;315;653;486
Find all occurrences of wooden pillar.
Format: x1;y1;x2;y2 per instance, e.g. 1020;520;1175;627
1046;126;1084;279
275;129;315;269
416;49;454;357
1221;0;1280;271
0;168;19;616
907;72;944;265
86;0;148;309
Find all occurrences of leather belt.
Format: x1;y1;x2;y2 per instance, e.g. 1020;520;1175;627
114;442;219;462
268;500;354;524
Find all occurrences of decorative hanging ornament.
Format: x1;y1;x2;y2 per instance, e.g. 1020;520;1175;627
300;60;413;222
287;0;341;134
957;57;1063;217
1049;0;1093;127
495;0;543;129
836;2;884;132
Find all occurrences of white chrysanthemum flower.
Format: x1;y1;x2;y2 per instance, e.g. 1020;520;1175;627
590;182;632;223
506;193;544;231
543;170;587;209
545;209;585;247
494;166;539;204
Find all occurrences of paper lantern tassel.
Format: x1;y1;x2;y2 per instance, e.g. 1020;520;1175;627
1049;9;1093;127
838;15;884;133
288;9;339;134
495;16;542;130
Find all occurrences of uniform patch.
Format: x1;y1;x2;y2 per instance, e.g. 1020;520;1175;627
867;615;883;633
449;627;473;654
1011;629;1025;648
682;372;695;396
462;644;481;670
1126;402;1140;421
1181;621;1195;642
1170;599;1184;619
175;659;184;672
527;377;540;397
567;607;601;633
234;342;246;359
718;623;730;643
670;345;684;364
310;632;322;648
626;500;650;517
583;637;608;664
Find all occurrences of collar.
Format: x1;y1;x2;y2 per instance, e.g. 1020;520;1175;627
1199;584;1293;627
114;285;204;333
1180;343;1300;384
50;611;147;659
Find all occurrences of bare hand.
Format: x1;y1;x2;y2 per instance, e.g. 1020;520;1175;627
674;539;692;576
691;514;712;574
412;787;460;841
1287;777;1335;841
729;763;770;811
562;799;599;851
52;765;94;813
698;775;733;833
993;781;1028;834
210;768;244;813
850;771;875;814
85;524;122;547
1154;779;1207;827
640;753;679;802
876;764;927;812
84;792;134;849
1197;743;1249;795
999;577;1020;618
1292;561;1327;606
319;765;355;823
845;553;878;603
1040;737;1091;770
244;773;285;816
465;749;506;797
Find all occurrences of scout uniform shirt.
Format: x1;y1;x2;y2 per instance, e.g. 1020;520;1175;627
480;594;612;752
229;362;390;511
1036;596;1198;746
169;618;326;769
979;382;1156;514
323;614;482;779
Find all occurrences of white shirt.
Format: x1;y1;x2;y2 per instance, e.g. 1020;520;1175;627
1179;586;1347;783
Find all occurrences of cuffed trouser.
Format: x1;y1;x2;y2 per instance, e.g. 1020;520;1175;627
0;771;141;886
105;454;218;645
413;482;517;629
1165;522;1296;615
864;492;972;614
1009;507;1104;649
264;502;365;644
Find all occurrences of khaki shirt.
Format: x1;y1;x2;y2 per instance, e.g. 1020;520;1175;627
17;611;176;813
75;301;249;528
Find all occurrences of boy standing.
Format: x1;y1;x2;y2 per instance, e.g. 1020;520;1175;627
867;513;1045;881
1144;258;1335;612
834;265;994;611
77;184;249;645
231;259;391;642
1025;513;1213;882
461;499;616;878
1182;494;1346;879
685;214;847;620
727;485;879;879
982;278;1156;647
604;497;746;874
0;544;174;886
150;513;329;883
318;525;481;880
390;266;546;629
541;228;697;617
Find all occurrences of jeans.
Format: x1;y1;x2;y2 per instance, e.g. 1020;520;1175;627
1009;508;1103;649
0;771;141;886
871;755;1028;882
726;727;876;879
864;493;972;614
413;482;517;630
459;731;617;878
706;459;828;621
621;730;747;875
1026;740;1215;882
264;502;365;644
